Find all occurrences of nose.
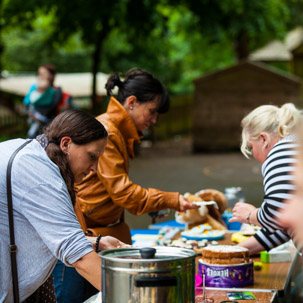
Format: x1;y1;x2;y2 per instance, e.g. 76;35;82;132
151;113;158;124
90;161;98;173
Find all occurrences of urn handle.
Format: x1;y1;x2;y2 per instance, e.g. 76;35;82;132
135;276;177;287
139;247;156;259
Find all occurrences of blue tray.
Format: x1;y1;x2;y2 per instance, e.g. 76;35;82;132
180;234;225;241
148;220;186;230
180;230;225;241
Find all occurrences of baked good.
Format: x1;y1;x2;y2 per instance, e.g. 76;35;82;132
181;224;225;240
201;245;250;264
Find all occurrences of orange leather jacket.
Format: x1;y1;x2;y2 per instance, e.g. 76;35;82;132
76;97;179;243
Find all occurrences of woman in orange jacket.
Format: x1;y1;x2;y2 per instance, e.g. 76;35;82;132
53;68;199;303
76;68;198;244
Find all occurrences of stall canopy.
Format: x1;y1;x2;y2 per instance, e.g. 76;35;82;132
249;26;303;62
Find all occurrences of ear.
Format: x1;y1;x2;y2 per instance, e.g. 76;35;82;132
125;95;138;110
60;136;72;153
259;132;269;145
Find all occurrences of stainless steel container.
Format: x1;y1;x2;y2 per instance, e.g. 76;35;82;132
99;246;196;303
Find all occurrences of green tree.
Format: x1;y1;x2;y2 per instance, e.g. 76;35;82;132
2;0;296;98
168;0;290;60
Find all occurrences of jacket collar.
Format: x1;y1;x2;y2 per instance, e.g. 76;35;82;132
106;96;141;158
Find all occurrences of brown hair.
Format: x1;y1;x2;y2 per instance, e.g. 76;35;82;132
44;110;107;204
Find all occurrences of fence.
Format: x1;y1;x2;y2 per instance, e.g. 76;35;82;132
151;94;193;141
0;113;27;139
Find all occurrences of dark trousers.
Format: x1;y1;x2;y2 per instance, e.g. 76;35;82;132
52;260;98;303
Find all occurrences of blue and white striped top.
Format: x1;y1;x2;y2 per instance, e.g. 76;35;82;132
254;135;299;251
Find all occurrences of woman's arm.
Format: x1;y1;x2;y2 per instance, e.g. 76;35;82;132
72;251;101;291
237;236;265;256
98;136;181;214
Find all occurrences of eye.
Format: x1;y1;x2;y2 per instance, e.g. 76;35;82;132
149;109;157;116
89;153;97;161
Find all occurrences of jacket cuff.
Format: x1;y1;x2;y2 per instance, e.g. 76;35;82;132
163;192;179;210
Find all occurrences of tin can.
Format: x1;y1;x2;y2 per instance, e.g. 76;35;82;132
198;260;254;288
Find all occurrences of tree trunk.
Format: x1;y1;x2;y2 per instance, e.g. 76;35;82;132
91;27;107;113
234;30;249;61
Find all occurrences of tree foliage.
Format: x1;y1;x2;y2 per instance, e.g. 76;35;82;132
2;0;303;98
167;0;290;60
3;0;164;110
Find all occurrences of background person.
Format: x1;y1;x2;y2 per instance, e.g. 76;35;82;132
229;103;302;255
76;68;199;244
0;110;125;303
23;64;72;138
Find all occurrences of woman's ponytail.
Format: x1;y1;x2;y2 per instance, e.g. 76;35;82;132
105;73;123;96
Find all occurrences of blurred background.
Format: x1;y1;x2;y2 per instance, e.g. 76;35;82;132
1;0;303;227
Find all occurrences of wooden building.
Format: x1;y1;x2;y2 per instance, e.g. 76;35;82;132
193;61;301;152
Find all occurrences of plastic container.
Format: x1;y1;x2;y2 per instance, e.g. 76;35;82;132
222;211;242;231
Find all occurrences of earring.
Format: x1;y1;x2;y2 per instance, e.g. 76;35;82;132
65;151;70;159
130;106;133;110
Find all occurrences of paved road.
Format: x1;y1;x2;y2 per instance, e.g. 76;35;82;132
127;137;263;229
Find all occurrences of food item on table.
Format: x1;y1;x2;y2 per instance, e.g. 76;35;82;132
231;224;262;243
201;245;250;264
163;224;225;254
240;224;261;236
164;237;208;254
180;223;225;240
198;245;254;287
231;232;250;244
253;262;263;270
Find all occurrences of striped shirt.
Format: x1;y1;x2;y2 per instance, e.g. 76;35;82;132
254;135;298;251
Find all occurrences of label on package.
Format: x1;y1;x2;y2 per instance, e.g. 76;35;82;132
198;261;254;288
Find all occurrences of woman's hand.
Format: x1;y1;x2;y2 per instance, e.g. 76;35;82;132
99;236;130;250
178;195;200;212
229;202;258;225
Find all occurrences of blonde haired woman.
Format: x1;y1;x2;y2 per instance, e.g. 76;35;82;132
230;103;302;254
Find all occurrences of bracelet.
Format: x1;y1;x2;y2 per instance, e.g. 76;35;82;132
95;234;102;252
246;210;254;224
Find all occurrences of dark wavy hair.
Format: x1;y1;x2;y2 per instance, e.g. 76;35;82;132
44;110;108;204
105;68;170;113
